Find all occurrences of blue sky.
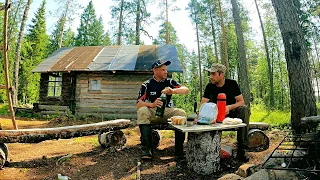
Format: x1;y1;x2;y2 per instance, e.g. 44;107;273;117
28;0;260;52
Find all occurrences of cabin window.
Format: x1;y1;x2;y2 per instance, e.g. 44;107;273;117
89;79;101;91
48;74;62;97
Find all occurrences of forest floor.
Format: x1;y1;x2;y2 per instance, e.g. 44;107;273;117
0;115;287;180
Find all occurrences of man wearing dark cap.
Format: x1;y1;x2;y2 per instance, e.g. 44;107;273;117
200;63;249;161
137;59;189;160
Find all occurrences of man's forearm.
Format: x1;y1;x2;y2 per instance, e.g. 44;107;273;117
172;86;189;94
228;101;245;111
136;101;154;109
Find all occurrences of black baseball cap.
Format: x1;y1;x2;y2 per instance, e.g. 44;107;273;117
151;59;171;69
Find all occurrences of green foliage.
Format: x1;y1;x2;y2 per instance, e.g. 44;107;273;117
18;0;49;104
0;103;9;115
75;1;106;46
250;104;291;127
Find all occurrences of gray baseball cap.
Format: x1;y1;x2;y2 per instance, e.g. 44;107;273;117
207;63;226;73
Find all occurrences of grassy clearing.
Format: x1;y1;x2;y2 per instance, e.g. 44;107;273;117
250;104;291;127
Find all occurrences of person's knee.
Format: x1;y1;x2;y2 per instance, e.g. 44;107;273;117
237;105;250;123
174;108;186;117
137;107;151;124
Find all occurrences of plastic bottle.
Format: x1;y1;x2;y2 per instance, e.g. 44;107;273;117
155;93;167;118
217;93;226;123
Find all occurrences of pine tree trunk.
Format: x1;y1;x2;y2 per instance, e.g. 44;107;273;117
135;0;141;45
165;0;170;44
186;131;221;175
209;0;219;63
58;0;70;48
231;0;251;107
218;0;229;77
254;0;274;108
270;0;317;133
13;0;32;106
117;0;124;45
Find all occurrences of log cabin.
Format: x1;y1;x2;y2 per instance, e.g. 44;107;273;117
32;45;183;119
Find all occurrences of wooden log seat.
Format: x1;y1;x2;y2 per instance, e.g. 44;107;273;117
0;143;8;169
0;119;130;143
98;130;127;149
249;122;269;131
247;129;269;152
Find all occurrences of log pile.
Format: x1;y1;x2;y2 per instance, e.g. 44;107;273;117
0;119;130;143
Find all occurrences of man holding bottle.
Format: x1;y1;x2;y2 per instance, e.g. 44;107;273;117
136;59;189;160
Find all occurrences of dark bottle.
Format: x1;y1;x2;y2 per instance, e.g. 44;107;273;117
155;93;167;118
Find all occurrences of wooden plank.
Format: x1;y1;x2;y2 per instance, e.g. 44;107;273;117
101;81;142;85
79;99;136;105
77;103;135;109
169;123;246;133
39;105;69;111
79;93;137;100
40;111;67;115
80;88;138;94
76;107;137;114
0;119;131;143
75;113;136;119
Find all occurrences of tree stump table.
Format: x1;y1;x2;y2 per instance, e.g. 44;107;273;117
170;123;246;175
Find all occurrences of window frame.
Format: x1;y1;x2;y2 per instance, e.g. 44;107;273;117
89;78;101;92
47;73;62;97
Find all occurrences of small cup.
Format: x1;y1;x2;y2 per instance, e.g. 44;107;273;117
186;117;194;126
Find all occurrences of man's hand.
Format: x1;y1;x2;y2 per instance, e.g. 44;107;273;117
226;105;231;115
153;98;163;108
161;87;174;95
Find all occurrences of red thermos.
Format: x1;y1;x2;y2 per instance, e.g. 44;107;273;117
217;93;226;123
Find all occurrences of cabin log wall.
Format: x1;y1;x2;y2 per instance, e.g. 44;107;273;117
75;72;150;119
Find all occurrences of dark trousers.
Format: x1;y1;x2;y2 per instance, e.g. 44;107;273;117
228;105;250;161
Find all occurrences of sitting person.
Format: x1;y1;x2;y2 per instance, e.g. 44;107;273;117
137;59;189;160
200;63;250;160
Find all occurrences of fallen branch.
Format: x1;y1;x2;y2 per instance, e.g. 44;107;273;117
0;119;130;143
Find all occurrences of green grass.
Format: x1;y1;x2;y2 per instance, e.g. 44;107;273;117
250;104;291;127
0;104;9;115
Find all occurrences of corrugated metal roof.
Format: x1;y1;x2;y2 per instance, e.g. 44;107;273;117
158;45;183;72
32;48;73;72
32;45;183;73
50;46;104;72
109;45;140;71
87;46;121;71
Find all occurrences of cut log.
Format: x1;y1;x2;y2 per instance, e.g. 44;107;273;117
0;119;130;143
186;131;222;175
98;130;126;149
249;122;269;131
0;143;8;169
247;129;269;152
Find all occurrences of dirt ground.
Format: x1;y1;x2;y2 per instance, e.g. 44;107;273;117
0;115;287;180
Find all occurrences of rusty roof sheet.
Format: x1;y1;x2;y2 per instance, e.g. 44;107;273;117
50;46;104;72
32;45;183;73
31;48;73;73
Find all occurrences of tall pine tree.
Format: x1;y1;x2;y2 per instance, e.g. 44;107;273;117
20;0;49;103
75;1;106;46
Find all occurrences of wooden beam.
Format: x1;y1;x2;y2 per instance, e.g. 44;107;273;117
2;0;17;129
0;119;130;143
